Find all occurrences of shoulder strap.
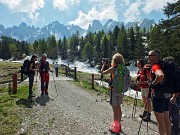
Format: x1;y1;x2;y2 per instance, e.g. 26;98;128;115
143;69;148;80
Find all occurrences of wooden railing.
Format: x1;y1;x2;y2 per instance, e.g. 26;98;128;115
65;66;77;80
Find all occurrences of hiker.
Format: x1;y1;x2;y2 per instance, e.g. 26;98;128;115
28;54;38;97
163;56;180;135
101;53;125;133
101;58;110;80
148;50;171;135
54;61;59;77
38;54;51;95
136;59;152;122
170;93;179;135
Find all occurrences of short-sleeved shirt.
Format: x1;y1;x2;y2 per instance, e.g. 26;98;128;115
137;70;149;88
151;64;165;98
54;63;59;68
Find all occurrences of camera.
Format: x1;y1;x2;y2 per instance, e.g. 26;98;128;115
102;58;109;63
102;58;110;66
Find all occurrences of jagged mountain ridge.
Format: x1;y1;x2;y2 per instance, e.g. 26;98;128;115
0;18;155;43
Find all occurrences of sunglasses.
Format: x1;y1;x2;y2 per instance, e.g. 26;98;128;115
147;54;156;57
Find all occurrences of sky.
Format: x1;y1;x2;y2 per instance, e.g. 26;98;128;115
0;0;176;30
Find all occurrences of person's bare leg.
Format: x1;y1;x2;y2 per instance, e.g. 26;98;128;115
117;106;122;123
113;106;118;122
164;111;171;135
154;112;166;135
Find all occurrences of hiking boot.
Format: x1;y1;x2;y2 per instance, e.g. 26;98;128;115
139;111;148;118
143;113;151;122
41;92;44;96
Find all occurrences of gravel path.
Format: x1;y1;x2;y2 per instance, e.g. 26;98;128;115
18;75;159;135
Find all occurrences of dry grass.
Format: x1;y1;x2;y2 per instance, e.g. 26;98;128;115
0;61;22;84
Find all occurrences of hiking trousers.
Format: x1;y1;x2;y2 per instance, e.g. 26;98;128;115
40;72;49;93
55;67;58;77
28;73;34;95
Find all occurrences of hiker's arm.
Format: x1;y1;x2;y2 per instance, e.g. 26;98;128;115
170;93;177;104
101;66;114;74
29;63;37;71
153;69;164;85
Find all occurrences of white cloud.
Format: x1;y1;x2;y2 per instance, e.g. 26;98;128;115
0;0;44;21
124;0;142;23
52;0;80;11
69;0;118;29
142;0;175;14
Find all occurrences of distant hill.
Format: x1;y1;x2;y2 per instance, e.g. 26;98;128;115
0;18;155;43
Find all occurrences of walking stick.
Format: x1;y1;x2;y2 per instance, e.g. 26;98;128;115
96;74;103;102
132;90;138;118
51;71;58;96
138;96;150;134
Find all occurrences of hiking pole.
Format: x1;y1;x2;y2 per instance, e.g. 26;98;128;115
132;91;138;118
51;71;58;96
138;96;150;135
96;74;103;102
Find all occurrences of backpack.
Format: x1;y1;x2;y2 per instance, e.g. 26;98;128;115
22;60;30;75
159;61;180;93
110;64;131;94
175;66;180;93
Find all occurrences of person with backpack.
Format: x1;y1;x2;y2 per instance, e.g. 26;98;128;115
54;61;59;77
136;59;152;122
101;53;128;134
163;56;180;135
38;54;51;96
148;50;171;135
28;54;38;98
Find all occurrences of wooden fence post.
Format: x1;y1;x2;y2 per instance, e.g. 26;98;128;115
12;73;17;94
65;66;68;77
20;66;23;82
74;67;77;80
92;74;94;89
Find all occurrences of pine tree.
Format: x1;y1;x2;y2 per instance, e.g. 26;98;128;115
101;35;109;58
82;42;95;66
61;36;68;60
69;34;79;62
128;27;136;60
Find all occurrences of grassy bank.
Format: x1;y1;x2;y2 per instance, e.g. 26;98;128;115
0;84;34;135
0;61;22;84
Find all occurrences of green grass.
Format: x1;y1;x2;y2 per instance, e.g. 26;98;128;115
63;68;144;107
0;61;22;83
0;84;33;135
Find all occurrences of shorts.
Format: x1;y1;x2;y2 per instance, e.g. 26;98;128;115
141;87;149;97
152;97;170;113
110;90;123;106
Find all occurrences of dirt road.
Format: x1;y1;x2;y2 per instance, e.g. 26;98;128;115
18;74;159;135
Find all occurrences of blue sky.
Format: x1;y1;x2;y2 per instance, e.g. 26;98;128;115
0;0;176;29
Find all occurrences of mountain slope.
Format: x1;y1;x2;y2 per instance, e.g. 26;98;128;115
0;18;155;43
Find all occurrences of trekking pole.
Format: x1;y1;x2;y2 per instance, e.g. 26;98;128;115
132;91;138;118
96;74;102;102
51;71;58;96
138;96;150;135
